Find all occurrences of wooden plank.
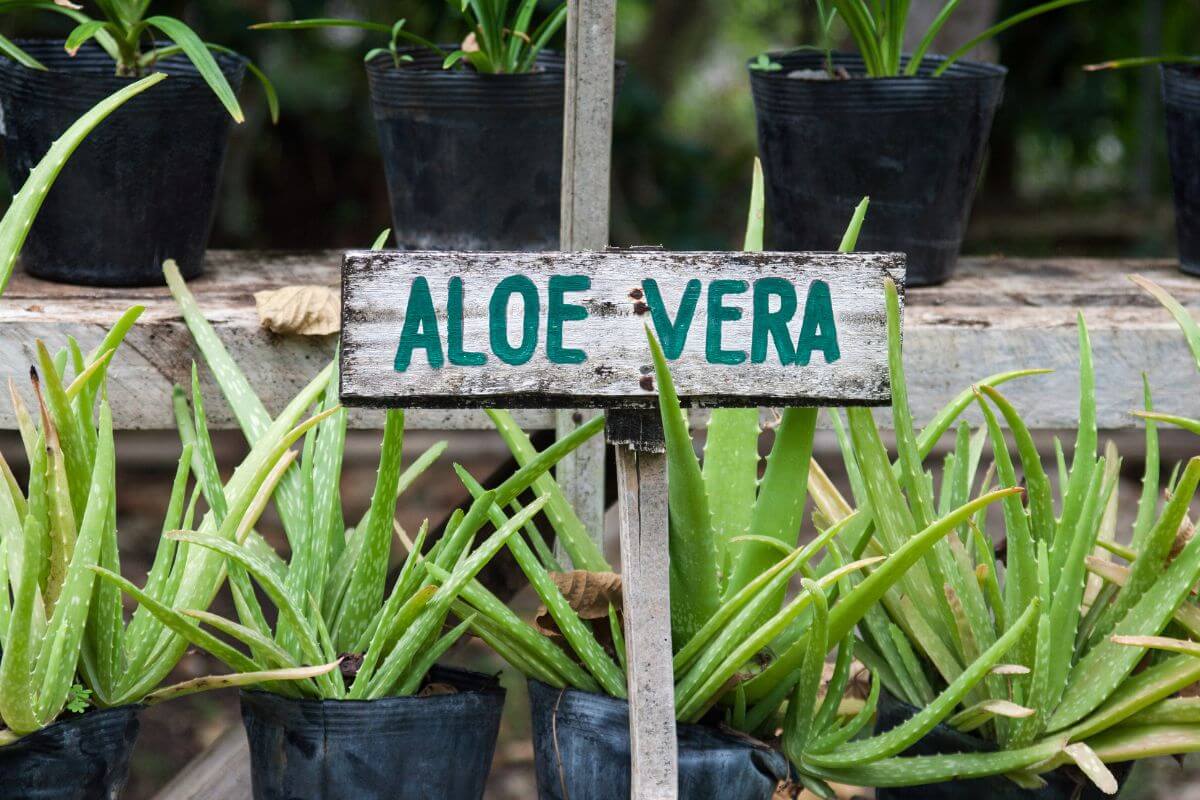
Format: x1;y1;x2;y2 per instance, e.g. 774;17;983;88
1;253;1197;430
611;411;676;800
557;0;618;555
560;0;617;253
553;408;606;565
151;725;251;800
340;250;903;408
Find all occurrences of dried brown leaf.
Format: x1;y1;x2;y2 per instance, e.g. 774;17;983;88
254;285;339;336
550;571;622;619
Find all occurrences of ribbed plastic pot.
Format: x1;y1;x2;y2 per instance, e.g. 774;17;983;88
874;692;1128;800
240;666;505;800
0;704;140;800
0;40;243;286
1164;64;1200;276
366;49;567;252
528;679;788;800
749;52;1006;286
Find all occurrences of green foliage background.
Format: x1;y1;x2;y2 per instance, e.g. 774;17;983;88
4;0;1198;256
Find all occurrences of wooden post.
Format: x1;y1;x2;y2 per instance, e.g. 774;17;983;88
609;410;677;800
555;0;618;556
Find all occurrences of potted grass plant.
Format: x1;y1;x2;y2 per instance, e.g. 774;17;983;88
776;270;1200;797
253;2;619;252
749;0;1088;286
437;172;1034;799
0;1;276;286
124;261;610;799
1084;57;1200;277
0;313;334;799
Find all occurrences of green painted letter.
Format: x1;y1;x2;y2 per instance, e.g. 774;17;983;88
547;275;590;364
706;279;748;365
643;279;701;360
448;277;486;366
394;276;444;371
751;278;797;364
489;275;539;366
795;280;840;366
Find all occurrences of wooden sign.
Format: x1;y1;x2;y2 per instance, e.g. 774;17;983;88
340;250;905;409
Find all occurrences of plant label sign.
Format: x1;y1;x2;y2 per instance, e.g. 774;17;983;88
340;250;905;408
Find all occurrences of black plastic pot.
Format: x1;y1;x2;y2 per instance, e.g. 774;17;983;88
1164;64;1200;276
0;704;140;799
528;679;788;800
750;51;1006;287
874;692;1128;800
240;665;505;800
366;49;603;252
0;40;243;286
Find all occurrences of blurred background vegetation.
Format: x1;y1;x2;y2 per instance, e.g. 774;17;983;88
5;0;1198;259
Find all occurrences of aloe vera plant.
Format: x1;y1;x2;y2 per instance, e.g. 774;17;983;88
253;0;566;75
0;308;338;740
778;0;1091;78
779;272;1200;793
441;166;1024;747
118;261;607;701
2;0;275;122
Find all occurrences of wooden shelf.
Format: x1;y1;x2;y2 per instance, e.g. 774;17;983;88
1;251;1194;431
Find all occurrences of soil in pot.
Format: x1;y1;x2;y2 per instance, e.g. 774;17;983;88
874;691;1129;800
749;51;1006;287
240;665;505;800
366;50;622;252
0;704;140;800
0;40;243;287
527;678;788;800
1164;64;1200;276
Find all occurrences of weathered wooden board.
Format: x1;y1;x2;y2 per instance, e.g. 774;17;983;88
1;253;1197;430
613;428;677;800
340;250;905;409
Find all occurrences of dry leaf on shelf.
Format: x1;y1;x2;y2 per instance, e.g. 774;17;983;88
254;285;339;336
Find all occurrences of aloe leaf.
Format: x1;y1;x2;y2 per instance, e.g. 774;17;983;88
143;661;338;706
703;408;759;595
35;401;114;724
144;16;243;122
782;578;828;758
0;514;47;733
332;410;405;650
1085;723;1200;765
646;328;719;646
728;408;817;607
804;735;1068;788
183;609;300;671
